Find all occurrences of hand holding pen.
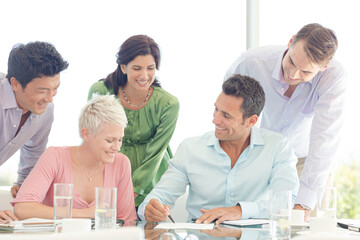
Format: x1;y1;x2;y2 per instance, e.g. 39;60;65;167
144;198;175;223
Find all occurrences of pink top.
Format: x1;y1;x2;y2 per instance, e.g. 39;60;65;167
12;146;137;221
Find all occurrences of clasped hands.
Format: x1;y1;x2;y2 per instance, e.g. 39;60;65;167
145;199;242;224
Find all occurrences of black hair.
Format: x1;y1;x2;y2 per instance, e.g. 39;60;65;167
7;41;69;88
222;74;265;119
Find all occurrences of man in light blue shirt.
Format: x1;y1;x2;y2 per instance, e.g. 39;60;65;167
0;42;68;220
138;74;299;223
224;23;345;216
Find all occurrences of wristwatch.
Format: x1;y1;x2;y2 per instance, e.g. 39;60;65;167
299;204;312;210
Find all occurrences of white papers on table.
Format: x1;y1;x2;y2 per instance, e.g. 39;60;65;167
155;223;214;230
15;218;56;232
221;219;269;227
0;218;56;232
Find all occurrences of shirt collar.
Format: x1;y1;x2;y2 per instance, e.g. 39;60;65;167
272;48;313;86
0;76;19;110
207;127;265;153
207;132;223;154
249;127;265;150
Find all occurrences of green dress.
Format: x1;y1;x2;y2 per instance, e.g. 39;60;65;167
88;81;179;206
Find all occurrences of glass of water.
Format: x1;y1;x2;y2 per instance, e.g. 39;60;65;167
53;183;73;220
317;187;337;219
269;190;291;239
95;187;117;230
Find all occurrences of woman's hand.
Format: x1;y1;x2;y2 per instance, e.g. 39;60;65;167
0;210;18;221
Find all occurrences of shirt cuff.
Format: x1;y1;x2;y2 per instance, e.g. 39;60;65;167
295;184;318;209
137;200;149;221
15;176;26;186
238;202;259;219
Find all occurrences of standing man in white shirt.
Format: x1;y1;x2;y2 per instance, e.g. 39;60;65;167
225;23;345;218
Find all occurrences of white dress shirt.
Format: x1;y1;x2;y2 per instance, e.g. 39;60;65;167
224;46;346;208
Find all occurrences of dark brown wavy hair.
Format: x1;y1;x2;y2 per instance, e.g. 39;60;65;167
103;35;161;96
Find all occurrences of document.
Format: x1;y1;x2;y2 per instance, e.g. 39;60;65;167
155;222;214;230
221;219;269;227
0;218;56;232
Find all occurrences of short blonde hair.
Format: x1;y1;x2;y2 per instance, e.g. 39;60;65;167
79;94;127;137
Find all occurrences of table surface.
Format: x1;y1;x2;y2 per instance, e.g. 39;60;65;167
139;221;360;240
1;220;360;240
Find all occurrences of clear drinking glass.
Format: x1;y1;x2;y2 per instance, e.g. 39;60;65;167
53;183;73;220
95;187;117;230
317;187;337;219
269;190;292;239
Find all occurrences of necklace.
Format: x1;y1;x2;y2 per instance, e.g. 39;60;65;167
121;87;151;107
76;147;101;182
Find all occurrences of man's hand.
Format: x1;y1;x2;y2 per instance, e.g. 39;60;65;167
0;210;18;221
144;199;171;223
293;204;311;222
11;185;20;198
196;205;242;225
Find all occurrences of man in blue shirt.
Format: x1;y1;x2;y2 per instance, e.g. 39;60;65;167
224;23;345;217
138;74;299;223
0;42;68;220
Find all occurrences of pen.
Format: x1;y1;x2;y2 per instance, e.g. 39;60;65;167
168;215;175;223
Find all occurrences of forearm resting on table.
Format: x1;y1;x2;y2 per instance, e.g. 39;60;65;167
14;202;95;220
14;202;54;220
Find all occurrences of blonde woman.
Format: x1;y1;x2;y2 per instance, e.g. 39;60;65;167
12;95;137;221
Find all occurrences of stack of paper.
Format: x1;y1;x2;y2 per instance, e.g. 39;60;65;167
0;218;56;232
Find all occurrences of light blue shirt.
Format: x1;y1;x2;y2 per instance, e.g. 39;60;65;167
224;46;346;208
0;74;54;185
138;127;299;221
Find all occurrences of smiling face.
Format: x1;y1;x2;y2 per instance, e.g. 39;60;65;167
120;54;156;91
11;74;60;115
212;92;255;143
282;39;327;86
85;123;124;164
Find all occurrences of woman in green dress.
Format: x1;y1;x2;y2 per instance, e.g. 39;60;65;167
88;35;179;208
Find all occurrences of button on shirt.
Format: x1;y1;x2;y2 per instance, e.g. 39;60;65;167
138;127;299;221
224;46;346;208
0;75;54;185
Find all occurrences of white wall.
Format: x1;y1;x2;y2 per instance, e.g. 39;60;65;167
1;0;359;183
0;0;246;182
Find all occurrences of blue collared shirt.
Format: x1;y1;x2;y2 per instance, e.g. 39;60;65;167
138;127;299;221
0;74;54;185
224;46;346;209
